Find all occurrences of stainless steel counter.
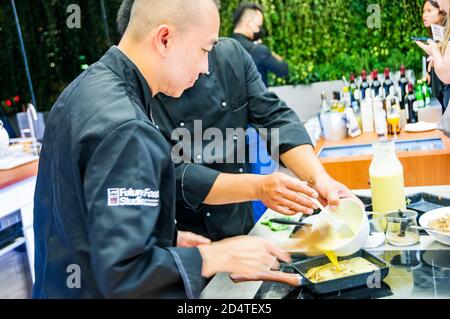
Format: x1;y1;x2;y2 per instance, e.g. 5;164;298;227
200;185;450;299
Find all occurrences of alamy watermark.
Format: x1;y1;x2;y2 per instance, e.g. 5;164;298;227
66;264;81;289
66;4;81;29
170;121;280;174
366;269;382;289
367;4;381;29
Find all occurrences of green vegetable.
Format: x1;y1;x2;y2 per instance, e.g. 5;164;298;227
260;217;292;231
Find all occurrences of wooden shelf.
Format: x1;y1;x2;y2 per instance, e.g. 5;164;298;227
314;130;450;189
0;160;39;191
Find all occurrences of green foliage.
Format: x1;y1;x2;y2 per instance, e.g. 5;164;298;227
220;0;426;86
0;0;123;114
0;0;427;113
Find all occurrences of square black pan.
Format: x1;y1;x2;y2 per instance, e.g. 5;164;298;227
291;249;390;295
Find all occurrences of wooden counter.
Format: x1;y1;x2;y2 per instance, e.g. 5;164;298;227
314;130;450;189
0;160;39;190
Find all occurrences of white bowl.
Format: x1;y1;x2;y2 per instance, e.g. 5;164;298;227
419;207;450;246
307;198;370;257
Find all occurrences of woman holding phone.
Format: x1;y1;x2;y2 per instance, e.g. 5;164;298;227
416;0;450;134
423;0;448;108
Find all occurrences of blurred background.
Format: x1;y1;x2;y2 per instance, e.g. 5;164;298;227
0;0;426;115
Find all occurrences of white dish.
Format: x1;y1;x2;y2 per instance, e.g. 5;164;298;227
404;121;437;133
419;207;450;246
302;214;385;250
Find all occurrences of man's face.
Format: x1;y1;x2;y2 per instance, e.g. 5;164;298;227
160;6;219;98
249;10;264;39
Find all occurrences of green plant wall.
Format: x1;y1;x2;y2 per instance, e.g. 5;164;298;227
0;0;427;113
220;0;426;86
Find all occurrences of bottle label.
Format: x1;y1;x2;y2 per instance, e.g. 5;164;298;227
413;101;419;112
354;89;361;101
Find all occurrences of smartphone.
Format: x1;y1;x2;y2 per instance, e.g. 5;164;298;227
411;36;433;42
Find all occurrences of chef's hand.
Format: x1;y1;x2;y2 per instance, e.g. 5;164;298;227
198;236;291;278
312;174;362;211
257;172;319;216
177;231;211;247
415;40;441;59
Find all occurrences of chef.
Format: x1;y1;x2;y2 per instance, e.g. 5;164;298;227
116;0;359;242
33;0;291;299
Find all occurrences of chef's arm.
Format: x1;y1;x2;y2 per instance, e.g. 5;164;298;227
280;144;360;209
203;173;262;204
84;121;206;298
279;144;329;186
175;162;317;216
204;172;318;216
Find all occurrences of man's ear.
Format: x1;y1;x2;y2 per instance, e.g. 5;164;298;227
153;24;172;58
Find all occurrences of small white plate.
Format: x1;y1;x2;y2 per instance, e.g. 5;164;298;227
404;122;437;133
419;207;450;246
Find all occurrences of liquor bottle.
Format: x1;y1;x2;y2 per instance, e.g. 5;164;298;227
320;91;330;113
383;67;394;98
398;65;409;109
406;83;418;124
385;88;401;136
342;86;352;109
373;96;387;137
371;69;382;97
423;81;431;105
360;90;374;133
398;86;408;130
361;70;370;100
331;91;344;112
349;73;358;102
415;80;425;108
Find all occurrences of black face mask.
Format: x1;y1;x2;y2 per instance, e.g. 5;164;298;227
253;27;267;41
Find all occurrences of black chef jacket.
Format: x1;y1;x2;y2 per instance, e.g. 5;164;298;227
33;46;205;299
230;33;289;87
152;38;312;241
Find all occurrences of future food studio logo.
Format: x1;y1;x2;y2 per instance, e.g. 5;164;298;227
107;188;160;207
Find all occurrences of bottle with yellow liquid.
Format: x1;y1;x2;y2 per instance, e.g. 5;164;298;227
369;140;406;230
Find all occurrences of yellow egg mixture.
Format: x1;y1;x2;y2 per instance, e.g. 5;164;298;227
305;257;379;283
306;203;377;282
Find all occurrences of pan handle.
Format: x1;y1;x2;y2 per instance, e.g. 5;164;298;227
269;218;309;226
229;271;305;287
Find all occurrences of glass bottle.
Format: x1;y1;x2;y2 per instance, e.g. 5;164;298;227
370;140;406;228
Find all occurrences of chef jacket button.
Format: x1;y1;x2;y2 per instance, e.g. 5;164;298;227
156;125;160;130
239;168;244;173
233;135;238;141
174;219;177;225
206;212;211;217
221;101;227;108
180;122;185;127
206;71;210;76
196;154;202;160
